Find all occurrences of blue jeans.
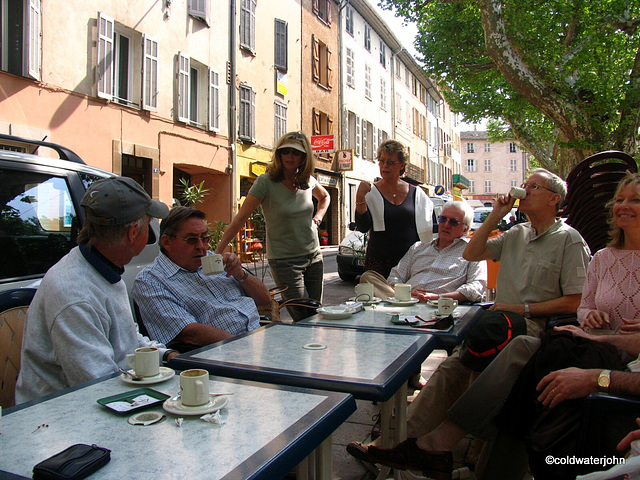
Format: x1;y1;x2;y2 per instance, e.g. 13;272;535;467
269;250;324;321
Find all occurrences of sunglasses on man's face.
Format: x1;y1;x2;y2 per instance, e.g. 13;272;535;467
437;215;461;227
279;148;304;157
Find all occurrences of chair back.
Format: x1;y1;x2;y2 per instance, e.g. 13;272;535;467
0;288;37;408
560;150;637;254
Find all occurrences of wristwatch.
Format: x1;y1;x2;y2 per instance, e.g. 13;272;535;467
597;369;611;391
523;303;531;318
236;270;250;283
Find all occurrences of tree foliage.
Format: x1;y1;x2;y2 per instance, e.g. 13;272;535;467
380;0;640;173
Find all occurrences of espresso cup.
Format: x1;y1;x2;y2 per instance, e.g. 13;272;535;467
509;186;526;200
394;284;412;302
201;254;224;275
354;282;374;301
125;347;160;378
438;298;458;316
180;369;210;406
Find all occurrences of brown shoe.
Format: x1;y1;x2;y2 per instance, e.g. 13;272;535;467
366;438;453;479
346;442;376;464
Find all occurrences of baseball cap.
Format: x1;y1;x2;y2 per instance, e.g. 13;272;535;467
278;141;306;154
460;310;527;371
80;176;169;225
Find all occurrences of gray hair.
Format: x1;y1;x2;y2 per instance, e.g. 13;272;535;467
530;168;567;210
443;201;474;227
77;212;150;248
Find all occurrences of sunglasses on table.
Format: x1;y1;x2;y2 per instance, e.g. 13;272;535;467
279;148;305;156
437;215;462;227
168;234;212;245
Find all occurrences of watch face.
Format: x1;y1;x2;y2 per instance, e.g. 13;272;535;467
598;371;611;389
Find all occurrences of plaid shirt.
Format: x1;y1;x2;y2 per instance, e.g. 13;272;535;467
132;253;260;344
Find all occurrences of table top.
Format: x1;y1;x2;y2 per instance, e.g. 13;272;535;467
0;372;355;480
299;303;483;349
170;323;436;402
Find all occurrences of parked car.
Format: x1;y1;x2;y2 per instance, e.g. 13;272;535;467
337;196;445;282
470;206;517;231
0;133;161;296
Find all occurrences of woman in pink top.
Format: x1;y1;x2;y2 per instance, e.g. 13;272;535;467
579;172;640;332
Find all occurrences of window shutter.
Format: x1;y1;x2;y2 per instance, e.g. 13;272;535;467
328;115;334;134
361;119;368;160
312;0;319;15
327;1;332;24
27;0;41;80
188;0;210;25
208;68;219;131
96;12;114;100
326;47;333;90
312;108;321;136
274;19;287;71
355;115;361;156
250;87;256;142
311;35;319;83
177;52;190;122
142;34;159;111
240;0;255;52
342;109;349;149
372;126;378;156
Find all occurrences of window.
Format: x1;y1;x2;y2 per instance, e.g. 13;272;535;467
312;108;334;160
364;24;371;51
0;170;78;280
484;159;491;172
240;0;256;54
510;179;518;187
412;76;418;96
345;6;353;35
0;0;41;79
122;154;153;196
405;66;410;86
188;0;209;25
142;35;159;111
274;19;287;71
406;101;411;127
395;93;402;124
510;158;517;172
484;142;491;152
344;110;360;156
313;0;331;24
364;64;371;100
361;119;373;161
239;84;255;143
312;35;333;90
509;142;518;153
466;142;475;153
395;57;401;78
484;180;492;193
469;180;475;194
380;78;386;111
345;48;354;88
379;41;386;68
466;159;476;172
274;102;287;144
208;68;220;131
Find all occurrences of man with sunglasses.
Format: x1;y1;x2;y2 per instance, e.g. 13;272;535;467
360;201;486;303
132;206;270;350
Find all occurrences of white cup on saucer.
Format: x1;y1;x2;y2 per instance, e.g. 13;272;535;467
125;347;160;378
438;298;458;316
180;369;210;406
394;284;411;302
355;282;374;301
201;254;224;275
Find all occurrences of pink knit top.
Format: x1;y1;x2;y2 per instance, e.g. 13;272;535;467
578;247;640;331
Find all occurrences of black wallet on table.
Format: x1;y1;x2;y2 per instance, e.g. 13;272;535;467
32;443;111;480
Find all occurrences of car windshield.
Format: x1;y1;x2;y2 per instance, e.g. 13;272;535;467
474;210;490;223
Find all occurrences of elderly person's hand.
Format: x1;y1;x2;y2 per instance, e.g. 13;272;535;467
411;288;436;303
617;418;640;453
536;367;600;408
554;324;594;340
222;252;244;280
619;318;640;335
583;310;610;330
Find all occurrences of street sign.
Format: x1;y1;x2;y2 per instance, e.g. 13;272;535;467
311;135;335;153
435;185;445;196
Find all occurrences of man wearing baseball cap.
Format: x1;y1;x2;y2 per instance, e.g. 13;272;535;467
16;176;174;404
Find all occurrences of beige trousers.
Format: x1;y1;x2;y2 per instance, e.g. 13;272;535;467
359;270;394;299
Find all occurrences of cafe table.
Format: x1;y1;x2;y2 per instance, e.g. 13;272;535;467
170;323;437;464
0;371;356;480
298;301;483;352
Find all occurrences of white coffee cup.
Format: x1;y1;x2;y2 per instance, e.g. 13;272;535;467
355;282;374;301
180;369;210;406
201;254;224;275
438;297;458;316
125;347;160;378
394;284;412;302
509;186;526;200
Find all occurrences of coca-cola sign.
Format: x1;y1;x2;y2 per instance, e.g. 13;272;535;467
311;135;335;153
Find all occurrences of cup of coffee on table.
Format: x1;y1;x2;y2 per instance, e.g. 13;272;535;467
125;347;160;378
180;369;210;406
355;282;374;301
438;297;458;316
201;254;224;275
394;284;412;302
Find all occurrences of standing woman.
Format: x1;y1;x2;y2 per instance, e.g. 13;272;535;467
355;140;433;279
216;132;330;321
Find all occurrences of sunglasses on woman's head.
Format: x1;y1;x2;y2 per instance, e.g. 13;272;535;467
279;148;304;156
437;215;461;227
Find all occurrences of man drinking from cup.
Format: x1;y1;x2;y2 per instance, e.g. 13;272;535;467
132;206;270;350
16;177;176;404
359;201;486;304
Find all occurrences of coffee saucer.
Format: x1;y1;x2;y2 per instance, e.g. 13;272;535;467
162;394;228;416
349;296;382;305
385;297;419;306
430;310;462;319
121;366;175;385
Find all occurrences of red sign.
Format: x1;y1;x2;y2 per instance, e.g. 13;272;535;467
311;135;335;153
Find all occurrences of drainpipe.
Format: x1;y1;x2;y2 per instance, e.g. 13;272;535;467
229;0;237;220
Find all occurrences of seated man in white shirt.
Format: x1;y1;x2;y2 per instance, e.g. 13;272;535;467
360;201;487;304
